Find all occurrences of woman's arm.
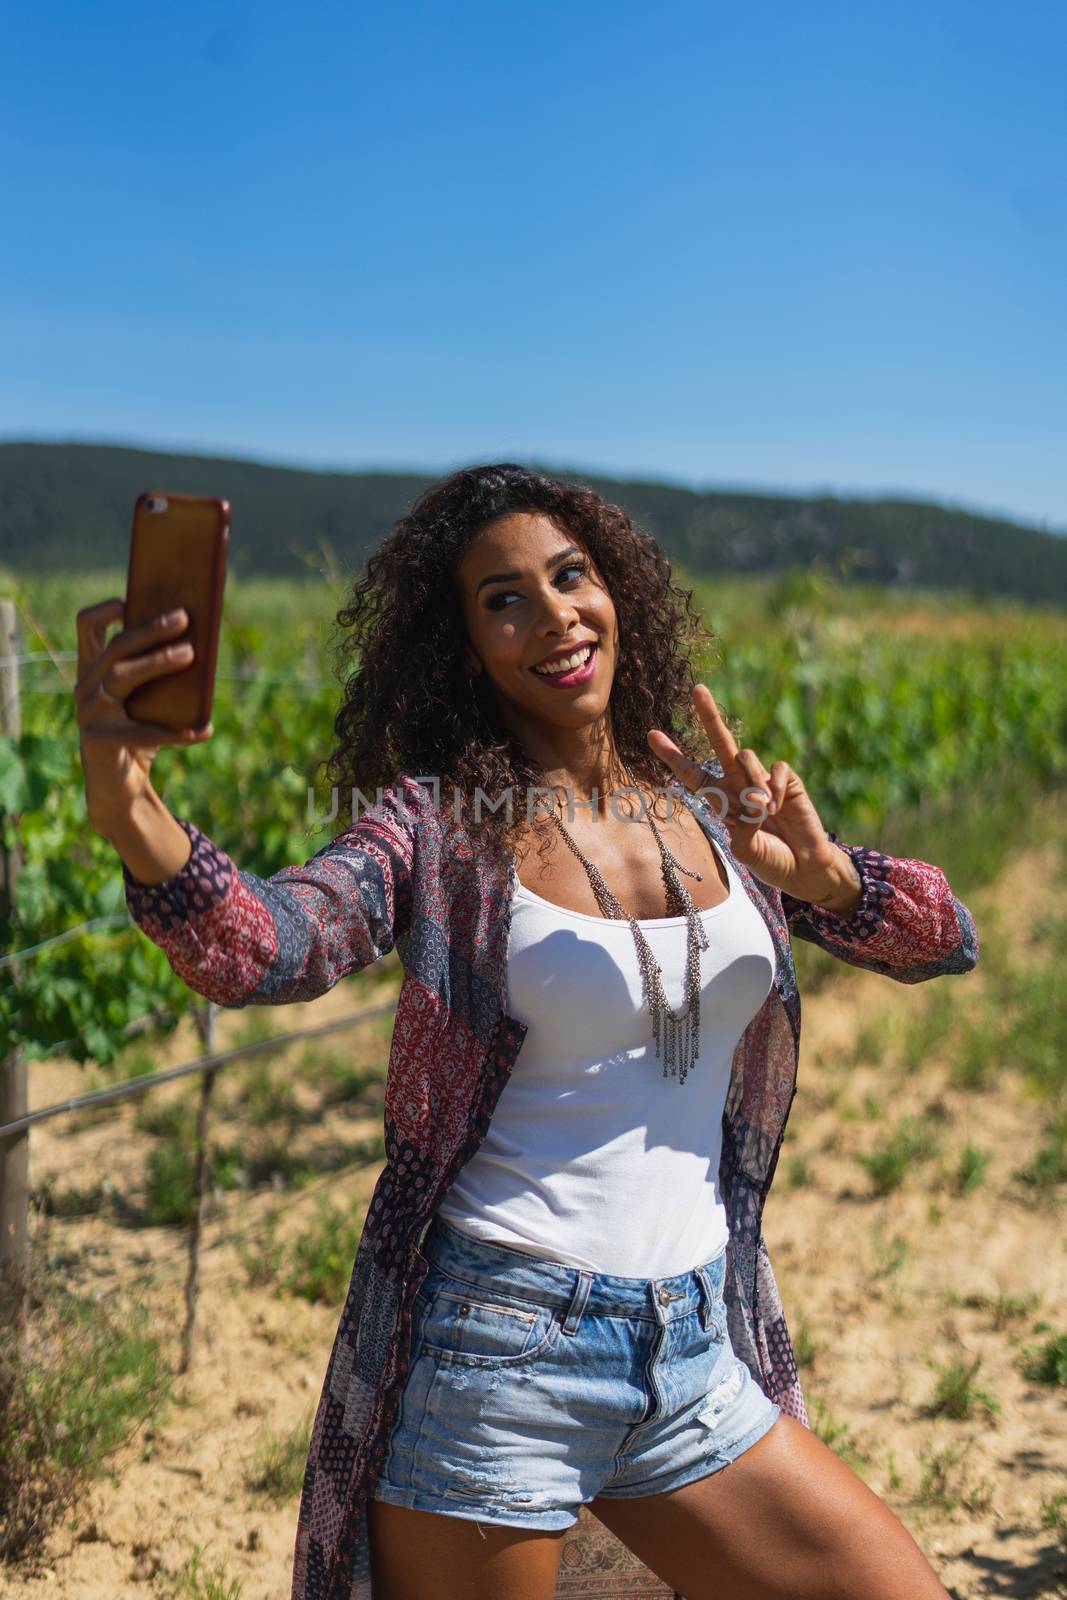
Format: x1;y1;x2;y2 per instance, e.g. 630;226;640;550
685;754;980;985
655;696;981;989
99;786;195;884
780;833;980;984
109;783;415;1008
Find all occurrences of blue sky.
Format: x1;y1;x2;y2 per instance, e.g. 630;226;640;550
3;0;1065;532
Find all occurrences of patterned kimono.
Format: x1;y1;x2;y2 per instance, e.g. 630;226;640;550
122;760;980;1600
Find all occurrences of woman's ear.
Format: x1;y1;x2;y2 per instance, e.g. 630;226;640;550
464;644;483;676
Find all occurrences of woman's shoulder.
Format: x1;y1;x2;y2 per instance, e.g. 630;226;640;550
346;769;475;852
322;769;437;857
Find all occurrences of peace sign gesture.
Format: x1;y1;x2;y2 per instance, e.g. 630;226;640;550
647;683;862;912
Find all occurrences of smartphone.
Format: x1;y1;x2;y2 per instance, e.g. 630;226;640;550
123;491;229;730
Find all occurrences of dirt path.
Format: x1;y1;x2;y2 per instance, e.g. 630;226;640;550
3;807;1065;1600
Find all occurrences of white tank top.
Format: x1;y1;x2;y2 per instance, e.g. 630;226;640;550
437;831;777;1276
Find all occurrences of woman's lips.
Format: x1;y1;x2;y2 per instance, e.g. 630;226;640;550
529;642;598;687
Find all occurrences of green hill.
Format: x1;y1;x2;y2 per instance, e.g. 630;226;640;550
1;440;1064;604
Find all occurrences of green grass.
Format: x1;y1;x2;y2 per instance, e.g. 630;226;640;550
230;1010;284;1050
1013;1113;1067;1193
1018;1328;1067;1387
1032;912;1067;955
783;1152;812;1190
142;1142;244;1226
318;1061;386;1107
920;1356;1000;1421
239;1195;367;1304
851;1021;887;1067
235;1131;318;1190
1004;959;1067;1103
297;1033;391;1108
791;1309;819;1370
900;988;956;1076
32;1177;115;1218
162;1546;244;1600
856;1117;941;1196
947;1017;999;1091
133;1094;197;1139
807;1398;868;1475
956;1288;1040;1331
0;1265;172;1564
244;1412;314;1503
870;1229;911;1280
1040;1489;1067;1559
283;1197;366;1305
931;905;1067;1198
96;1041;161;1086
145;1120;369;1223
235;1060;300;1129
914;1436;994;1514
915;1438;965;1511
952;1144;991;1195
877;766;1067;907
997;923;1067;1200
237;1207;286;1289
142;1143;204;1226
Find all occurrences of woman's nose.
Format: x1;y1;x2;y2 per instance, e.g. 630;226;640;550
535;590;581;631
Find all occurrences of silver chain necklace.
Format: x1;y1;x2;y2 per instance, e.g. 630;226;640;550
547;763;711;1085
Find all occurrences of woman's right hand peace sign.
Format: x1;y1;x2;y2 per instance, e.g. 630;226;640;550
75;598;214;829
647;682;852;904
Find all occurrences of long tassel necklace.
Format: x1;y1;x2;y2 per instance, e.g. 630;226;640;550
548;762;710;1085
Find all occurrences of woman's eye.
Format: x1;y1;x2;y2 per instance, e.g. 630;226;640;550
486;562;587;611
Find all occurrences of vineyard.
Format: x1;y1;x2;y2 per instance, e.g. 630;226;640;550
4;564;1067;1068
1;564;1066;1597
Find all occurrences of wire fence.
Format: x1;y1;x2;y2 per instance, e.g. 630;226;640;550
1;590;396;1372
0;996;398;1140
0;912;134;971
0;992;400;1373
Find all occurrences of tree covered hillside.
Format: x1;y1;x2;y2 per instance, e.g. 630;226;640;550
1;440;1064;604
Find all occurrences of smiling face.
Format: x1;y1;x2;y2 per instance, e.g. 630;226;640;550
456;511;619;752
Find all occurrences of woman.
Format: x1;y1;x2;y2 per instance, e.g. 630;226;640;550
77;464;979;1600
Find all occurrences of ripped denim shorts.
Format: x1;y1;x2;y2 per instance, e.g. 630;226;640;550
370;1213;782;1531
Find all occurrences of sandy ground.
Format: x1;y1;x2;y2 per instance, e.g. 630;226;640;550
2;806;1065;1600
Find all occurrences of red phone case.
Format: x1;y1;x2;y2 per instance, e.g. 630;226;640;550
123;492;229;730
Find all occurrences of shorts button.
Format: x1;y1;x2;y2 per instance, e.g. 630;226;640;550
460;1304;470;1315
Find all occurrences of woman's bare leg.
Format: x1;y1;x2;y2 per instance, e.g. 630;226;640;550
367;1498;569;1600
590;1416;951;1600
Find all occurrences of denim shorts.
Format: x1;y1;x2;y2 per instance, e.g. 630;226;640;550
370;1214;782;1531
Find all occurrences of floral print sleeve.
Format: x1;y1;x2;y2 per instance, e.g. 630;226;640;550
122;789;415;1008
781;832;980;984
692;758;979;984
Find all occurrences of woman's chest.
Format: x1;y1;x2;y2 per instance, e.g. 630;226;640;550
512;799;731;921
506;878;777;1059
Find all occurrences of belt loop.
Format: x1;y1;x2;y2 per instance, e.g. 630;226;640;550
561;1269;594;1336
694;1265;715;1332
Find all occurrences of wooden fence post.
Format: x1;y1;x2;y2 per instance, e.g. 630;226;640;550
1;599;28;1331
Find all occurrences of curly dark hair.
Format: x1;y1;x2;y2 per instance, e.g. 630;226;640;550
324;463;722;868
